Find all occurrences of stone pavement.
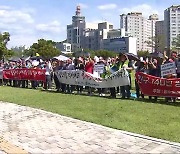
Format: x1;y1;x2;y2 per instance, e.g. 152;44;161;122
0;101;180;153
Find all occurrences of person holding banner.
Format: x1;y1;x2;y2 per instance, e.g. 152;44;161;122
177;54;180;78
135;60;149;99
119;53;133;99
148;58;160;101
109;57;118;98
75;57;84;94
162;52;177;102
53;60;61;92
0;62;3;86
85;56;94;95
64;58;75;93
94;57;106;96
44;60;53;90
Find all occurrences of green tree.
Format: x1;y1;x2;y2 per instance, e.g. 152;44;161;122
0;32;11;59
155;34;166;52
95;50;116;59
11;45;26;57
172;35;180;51
24;39;61;59
145;35;166;52
73;49;117;59
137;50;150;58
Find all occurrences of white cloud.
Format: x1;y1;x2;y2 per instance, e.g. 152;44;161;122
36;21;64;33
98;4;117;10
0;6;34;24
79;3;88;9
0;5;11;10
120;4;163;19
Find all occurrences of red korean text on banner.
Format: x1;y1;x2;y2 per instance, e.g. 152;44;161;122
3;68;46;82
135;72;180;97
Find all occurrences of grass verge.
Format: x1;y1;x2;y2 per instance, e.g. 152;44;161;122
0;86;180;143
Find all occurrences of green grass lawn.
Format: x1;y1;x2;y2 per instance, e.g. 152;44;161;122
0;86;180;143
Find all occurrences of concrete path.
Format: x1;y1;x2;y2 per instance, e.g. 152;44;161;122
0;101;180;153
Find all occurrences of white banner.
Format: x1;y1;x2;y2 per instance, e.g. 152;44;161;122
161;62;176;77
0;68;3;79
55;69;130;88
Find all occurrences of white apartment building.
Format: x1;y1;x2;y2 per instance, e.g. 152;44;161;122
164;5;180;49
120;12;158;52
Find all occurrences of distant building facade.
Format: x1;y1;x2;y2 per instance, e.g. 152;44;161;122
67;6;137;54
101;37;137;55
155;20;166;51
164;5;180;49
67;5;85;51
120;12;158;52
56;42;72;54
82;22;114;50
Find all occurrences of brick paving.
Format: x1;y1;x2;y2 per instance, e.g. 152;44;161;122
0;101;180;153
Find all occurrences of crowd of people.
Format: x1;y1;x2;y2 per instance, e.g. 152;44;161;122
0;51;180;102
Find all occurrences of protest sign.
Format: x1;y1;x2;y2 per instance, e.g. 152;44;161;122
94;64;104;74
55;69;130;88
136;72;180;97
161;62;176;77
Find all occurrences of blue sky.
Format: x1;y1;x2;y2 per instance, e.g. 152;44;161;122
0;0;179;48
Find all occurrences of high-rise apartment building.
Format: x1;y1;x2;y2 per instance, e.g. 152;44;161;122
155;20;166;51
164;5;180;49
120;12;158;52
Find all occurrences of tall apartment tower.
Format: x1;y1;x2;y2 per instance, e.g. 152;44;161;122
155;20;166;51
67;6;86;50
164;5;180;49
120;12;158;52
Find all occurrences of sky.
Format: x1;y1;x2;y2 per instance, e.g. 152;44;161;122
0;0;179;48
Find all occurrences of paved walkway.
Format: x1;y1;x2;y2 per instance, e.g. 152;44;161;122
0;101;180;153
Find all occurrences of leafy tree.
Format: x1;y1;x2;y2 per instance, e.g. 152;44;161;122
73;48;117;59
11;45;26;57
0;32;11;59
172;35;180;51
137;50;150;58
24;39;61;59
155;35;166;52
95;50;117;59
145;35;166;52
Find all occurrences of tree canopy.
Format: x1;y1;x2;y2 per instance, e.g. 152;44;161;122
73;48;117;59
0;32;13;59
172;35;180;51
24;39;61;59
145;35;166;52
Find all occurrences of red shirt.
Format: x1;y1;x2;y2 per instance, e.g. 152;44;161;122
85;61;94;74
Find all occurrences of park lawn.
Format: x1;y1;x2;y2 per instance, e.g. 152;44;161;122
0;86;180;143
